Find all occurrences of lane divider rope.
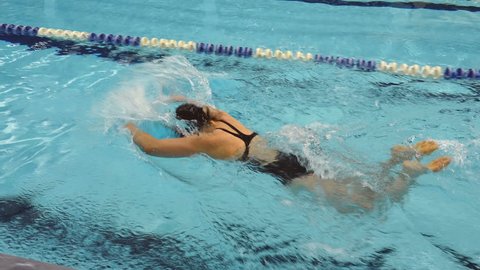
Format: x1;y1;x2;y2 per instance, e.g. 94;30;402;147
1;23;479;80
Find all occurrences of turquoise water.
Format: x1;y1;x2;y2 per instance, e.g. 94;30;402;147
1;0;480;269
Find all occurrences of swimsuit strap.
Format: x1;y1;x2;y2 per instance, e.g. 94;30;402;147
216;120;257;161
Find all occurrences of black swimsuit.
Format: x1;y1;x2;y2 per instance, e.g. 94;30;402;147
249;152;313;185
216;120;312;185
215;120;258;161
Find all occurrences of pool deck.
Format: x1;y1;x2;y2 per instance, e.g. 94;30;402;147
0;253;73;270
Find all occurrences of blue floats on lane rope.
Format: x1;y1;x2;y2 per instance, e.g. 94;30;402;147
0;23;478;80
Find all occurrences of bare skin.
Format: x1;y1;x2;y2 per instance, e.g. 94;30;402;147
290;141;451;211
125;106;276;161
125;100;452;211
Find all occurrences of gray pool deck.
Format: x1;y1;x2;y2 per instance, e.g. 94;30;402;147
0;254;73;270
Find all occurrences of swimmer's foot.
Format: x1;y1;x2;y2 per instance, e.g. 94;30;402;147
402;156;451;177
426;156;452;172
415;140;439;156
390;140;439;164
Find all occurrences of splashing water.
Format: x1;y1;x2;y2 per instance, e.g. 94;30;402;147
436;139;468;166
97;56;214;133
94;56;469;194
134;55;214;105
270;122;346;179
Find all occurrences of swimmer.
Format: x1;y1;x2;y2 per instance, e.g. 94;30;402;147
125;98;451;211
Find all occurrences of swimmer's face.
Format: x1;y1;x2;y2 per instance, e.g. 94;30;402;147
175;103;209;128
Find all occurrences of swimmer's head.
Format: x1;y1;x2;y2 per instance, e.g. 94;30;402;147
175;103;209;128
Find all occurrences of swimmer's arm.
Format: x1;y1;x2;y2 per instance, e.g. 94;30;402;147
165;96;226;120
205;106;245;128
204;106;228;121
165;95;204;107
125;123;204;157
165;95;188;103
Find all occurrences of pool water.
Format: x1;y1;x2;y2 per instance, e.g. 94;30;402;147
1;0;480;269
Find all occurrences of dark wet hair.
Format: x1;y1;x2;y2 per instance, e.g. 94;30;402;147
175;103;209;129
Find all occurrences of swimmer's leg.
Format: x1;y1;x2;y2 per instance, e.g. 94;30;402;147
379;140;440;177
326;141;442;211
288;153;450;212
289;174;319;191
290;175;377;211
321;178;377;211
386;156;451;202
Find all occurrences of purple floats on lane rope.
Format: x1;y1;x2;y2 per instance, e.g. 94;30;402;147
14;25;24;35
467;69;475;79
0;24;7;33
114;35;123;45
88;32;97;42
132;37;140;46
196;43;251;58
106;34;115;44
444;67;477;80
215;44;224;55
226;46;233;56
196;42;205;53
6;24;15;34
234;47;243;57
97;33;106;42
456;68;464;78
0;23;478;80
206;44;215;54
123;36;132;46
22;26;31;35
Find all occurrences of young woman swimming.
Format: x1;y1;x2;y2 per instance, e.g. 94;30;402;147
125;100;451;211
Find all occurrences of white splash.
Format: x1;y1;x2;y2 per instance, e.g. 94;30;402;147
273;122;341;179
133;55;213;104
96;55;213;132
436;139;467;166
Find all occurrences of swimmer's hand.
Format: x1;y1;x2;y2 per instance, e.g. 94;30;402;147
125;122;139;135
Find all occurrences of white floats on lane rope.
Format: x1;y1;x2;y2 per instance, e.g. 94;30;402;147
1;23;479;80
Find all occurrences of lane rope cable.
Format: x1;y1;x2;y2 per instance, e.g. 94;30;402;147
1;23;478;80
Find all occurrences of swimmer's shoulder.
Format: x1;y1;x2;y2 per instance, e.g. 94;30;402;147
206;106;230;121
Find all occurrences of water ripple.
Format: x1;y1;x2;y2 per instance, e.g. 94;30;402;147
0;123;73;183
0;46;32;66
